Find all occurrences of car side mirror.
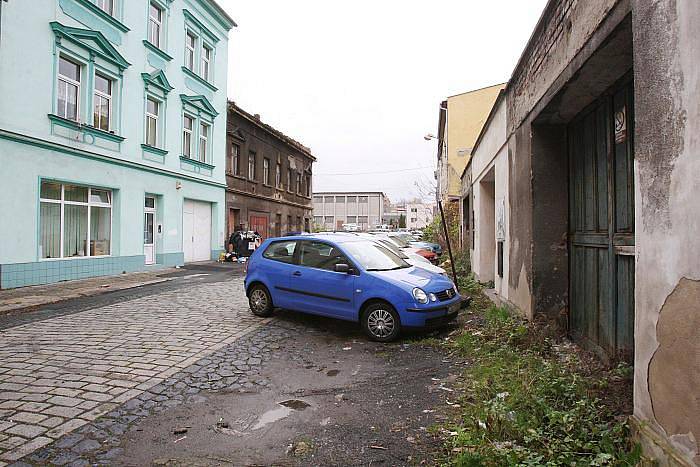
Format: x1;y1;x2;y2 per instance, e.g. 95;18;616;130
335;263;350;273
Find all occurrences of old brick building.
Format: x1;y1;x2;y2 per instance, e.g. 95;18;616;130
225;102;315;240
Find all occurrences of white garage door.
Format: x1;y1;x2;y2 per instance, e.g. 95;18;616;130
183;199;212;262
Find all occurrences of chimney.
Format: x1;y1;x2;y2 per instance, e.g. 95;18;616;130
254;114;261;121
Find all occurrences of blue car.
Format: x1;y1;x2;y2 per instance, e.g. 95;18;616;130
244;234;466;342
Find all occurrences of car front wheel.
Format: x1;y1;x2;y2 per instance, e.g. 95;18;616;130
361;302;400;342
248;284;274;317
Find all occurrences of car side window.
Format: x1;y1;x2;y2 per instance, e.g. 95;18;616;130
262;240;296;264
299;241;349;272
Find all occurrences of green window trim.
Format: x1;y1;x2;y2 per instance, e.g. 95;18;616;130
181;66;218;92
182;8;220;44
141;70;175;95
180;156;215;170
142;40;174;62
142;143;169;156
73;0;130;33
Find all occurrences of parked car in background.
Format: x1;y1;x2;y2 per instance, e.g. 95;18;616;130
342;223;360;232
357;233;446;275
244;235;466;341
385;233;440;264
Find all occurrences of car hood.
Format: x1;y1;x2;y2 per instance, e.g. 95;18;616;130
369;266;454;292
407;259;445;275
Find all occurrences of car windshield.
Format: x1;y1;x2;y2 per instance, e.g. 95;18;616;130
375;239;409;259
341;240;410;271
386;234;410;248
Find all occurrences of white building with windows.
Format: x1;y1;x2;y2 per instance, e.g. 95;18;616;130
405;202;435;230
0;0;235;289
312;192;389;231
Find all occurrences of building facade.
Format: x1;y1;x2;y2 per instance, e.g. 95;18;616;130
0;0;234;289
434;84;504;204
405;202;434;230
312;192;389;231
225;103;315;239
462;1;700;464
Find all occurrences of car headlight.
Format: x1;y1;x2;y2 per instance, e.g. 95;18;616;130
412;287;428;304
429;293;437;302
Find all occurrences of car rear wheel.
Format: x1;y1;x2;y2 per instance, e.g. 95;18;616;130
362;302;400;342
248;284;274;317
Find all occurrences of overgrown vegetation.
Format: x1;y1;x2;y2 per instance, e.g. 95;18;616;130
435;277;639;466
423;201;460;250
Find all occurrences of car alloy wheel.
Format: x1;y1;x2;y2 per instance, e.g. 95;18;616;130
248;285;273;317
367;308;396;339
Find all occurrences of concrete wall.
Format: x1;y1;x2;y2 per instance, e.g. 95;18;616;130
631;0;700;463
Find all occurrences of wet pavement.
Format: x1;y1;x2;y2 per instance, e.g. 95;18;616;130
0;265;460;466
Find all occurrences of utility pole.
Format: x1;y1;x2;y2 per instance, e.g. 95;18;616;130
438;199;459;289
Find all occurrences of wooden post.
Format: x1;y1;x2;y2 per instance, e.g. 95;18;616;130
438;199;459;289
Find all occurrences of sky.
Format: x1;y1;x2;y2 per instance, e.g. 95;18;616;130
217;0;548;203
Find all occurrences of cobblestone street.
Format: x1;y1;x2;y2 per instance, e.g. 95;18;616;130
0;277;267;464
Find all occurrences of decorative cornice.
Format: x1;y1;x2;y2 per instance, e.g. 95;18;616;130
0;128;226;188
142;69;175;94
50;21;130;69
180;94;218;117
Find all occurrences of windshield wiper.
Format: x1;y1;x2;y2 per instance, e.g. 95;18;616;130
366;265;409;271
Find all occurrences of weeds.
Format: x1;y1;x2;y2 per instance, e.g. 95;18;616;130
435;298;639;466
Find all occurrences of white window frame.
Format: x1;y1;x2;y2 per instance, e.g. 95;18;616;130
263;158;270;185
148;2;163;48
94;0;114;16
201;43;212;82
93;73;112;132
185;31;197;72
199;122;209;162
231;144;241;175
182;114;194;158
145;97;160;147
39;183;113;260
57;56;81;122
248;151;256;180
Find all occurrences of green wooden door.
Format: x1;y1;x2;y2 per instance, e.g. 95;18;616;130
568;81;635;362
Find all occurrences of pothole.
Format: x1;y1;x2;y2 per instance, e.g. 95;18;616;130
251;400;311;430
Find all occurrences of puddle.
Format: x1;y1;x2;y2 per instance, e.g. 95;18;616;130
326;369;340;377
279;399;311;410
251;400;311;430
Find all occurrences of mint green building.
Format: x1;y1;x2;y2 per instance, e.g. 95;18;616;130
0;0;235;289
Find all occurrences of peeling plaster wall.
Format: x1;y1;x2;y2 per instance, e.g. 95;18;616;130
632;0;700;464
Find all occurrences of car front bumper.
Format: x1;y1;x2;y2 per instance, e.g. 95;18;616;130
400;296;470;328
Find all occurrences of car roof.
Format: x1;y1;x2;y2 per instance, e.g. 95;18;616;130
267;233;370;244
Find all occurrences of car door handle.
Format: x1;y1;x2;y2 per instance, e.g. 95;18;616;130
292;271;302;277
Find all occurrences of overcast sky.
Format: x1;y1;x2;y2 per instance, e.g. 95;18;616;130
218;0;547;203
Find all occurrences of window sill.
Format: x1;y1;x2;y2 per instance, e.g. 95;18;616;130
83;124;125;143
231;174;247;180
142;143;168;156
143;40;173;61
181;66;218;92
74;0;129;32
180;156;215;170
48;114;125;143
